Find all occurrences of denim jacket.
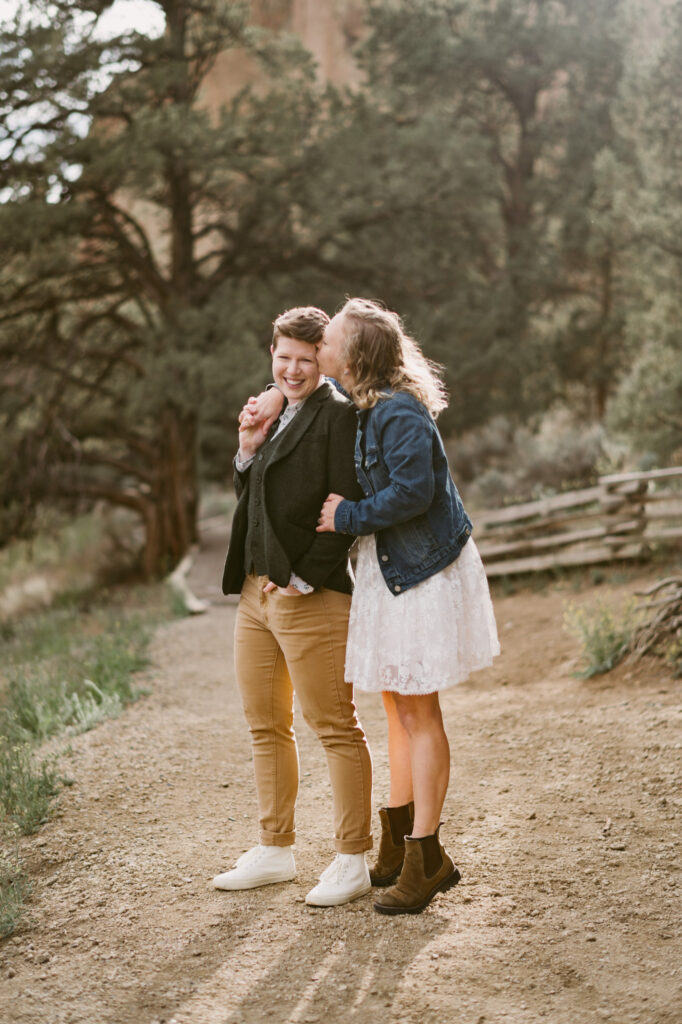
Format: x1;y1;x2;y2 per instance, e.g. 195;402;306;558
334;390;473;595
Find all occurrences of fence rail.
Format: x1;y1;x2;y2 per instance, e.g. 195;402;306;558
475;467;682;577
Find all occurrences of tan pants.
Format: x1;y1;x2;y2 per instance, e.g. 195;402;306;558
234;574;372;854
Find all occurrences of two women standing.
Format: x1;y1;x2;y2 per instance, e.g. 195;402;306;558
230;297;499;915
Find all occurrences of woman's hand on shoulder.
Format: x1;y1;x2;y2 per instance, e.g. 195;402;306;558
316;493;344;532
238;389;284;431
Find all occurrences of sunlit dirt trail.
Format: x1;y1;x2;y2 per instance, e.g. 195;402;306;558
1;527;680;1024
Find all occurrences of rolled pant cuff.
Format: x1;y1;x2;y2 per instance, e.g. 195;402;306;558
260;829;296;847
334;834;373;854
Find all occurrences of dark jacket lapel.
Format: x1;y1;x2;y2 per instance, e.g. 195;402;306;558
262;381;330;468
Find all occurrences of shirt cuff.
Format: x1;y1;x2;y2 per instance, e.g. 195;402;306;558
289;572;314;594
235;452;255;473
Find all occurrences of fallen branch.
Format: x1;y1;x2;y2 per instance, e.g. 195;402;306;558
166;550;210;615
627;577;682;662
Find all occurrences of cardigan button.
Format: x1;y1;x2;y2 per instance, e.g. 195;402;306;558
394;584;401;593
381;555;389;562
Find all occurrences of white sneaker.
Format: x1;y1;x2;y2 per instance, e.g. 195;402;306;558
212;844;296;891
305;853;372;907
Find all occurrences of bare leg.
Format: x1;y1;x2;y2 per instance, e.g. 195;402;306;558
382;691;414;806
391;692;450;837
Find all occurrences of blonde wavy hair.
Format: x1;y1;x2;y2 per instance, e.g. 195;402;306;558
338;298;448;416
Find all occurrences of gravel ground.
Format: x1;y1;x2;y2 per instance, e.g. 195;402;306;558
1;529;680;1024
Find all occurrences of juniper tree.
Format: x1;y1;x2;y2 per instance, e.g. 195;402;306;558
607;0;682;462
0;0;381;573
351;0;631;429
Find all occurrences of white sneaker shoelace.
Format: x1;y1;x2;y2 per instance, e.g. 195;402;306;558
235;845;291;869
235;846;266;868
319;854;359;886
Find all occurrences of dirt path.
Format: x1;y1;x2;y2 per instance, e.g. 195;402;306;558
1;528;681;1024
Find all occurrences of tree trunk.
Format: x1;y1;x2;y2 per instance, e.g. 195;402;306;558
594;252;614;420
141;406;199;578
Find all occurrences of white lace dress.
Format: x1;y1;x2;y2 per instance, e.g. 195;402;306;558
345;535;500;695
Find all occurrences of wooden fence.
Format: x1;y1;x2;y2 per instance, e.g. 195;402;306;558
475;467;682;577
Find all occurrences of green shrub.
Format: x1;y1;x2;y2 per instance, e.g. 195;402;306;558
0;742;60;835
63;681;125;735
4;671;67;744
564;599;640;677
448;408;607;508
0;845;30;938
85;624;150;700
0;604;154;846
2;613;150;744
0;572;175;941
0;568;169;936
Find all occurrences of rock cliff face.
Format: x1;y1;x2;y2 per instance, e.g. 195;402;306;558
118;3;364;261
199;0;363;110
276;0;363;82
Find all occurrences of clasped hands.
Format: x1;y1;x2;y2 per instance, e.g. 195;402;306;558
237;393;282;462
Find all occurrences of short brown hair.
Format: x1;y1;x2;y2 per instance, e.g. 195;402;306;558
272;306;329;348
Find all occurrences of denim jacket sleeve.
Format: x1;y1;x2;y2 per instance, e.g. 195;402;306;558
333;398;435;535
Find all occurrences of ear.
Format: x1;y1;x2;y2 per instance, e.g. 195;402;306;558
270;344;275;356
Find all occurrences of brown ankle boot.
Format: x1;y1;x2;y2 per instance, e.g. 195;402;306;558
373;826;460;914
369;802;414;886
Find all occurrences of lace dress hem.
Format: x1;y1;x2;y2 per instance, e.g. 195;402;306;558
345;535;500;695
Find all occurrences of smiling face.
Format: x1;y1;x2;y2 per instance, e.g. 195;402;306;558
270;335;321;403
317;313;352;383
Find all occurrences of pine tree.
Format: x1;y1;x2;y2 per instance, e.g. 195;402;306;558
0;0;371;572
607;0;682;462
350;0;630;428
